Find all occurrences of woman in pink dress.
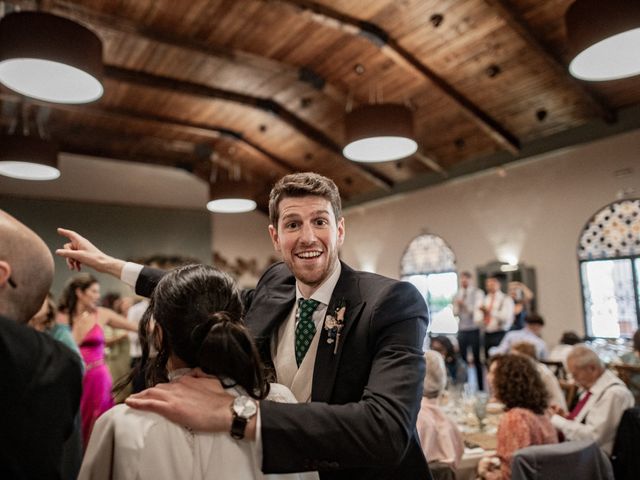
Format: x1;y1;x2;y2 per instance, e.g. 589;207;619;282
478;354;559;480
58;274;137;449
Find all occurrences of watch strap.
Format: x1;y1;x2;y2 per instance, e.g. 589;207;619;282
230;414;248;440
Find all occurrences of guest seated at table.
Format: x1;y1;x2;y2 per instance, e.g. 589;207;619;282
416;350;465;469
511;341;567;411
488;314;547;360
79;264;316;480
550;344;634;455
619;329;640;404
547;331;582;365
478;354;558;480
431;335;468;386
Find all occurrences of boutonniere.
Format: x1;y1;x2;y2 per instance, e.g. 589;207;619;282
324;298;347;354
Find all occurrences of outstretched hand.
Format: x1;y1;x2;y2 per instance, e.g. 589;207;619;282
125;371;248;436
56;228;125;278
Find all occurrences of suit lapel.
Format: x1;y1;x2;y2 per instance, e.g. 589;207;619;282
312;263;365;402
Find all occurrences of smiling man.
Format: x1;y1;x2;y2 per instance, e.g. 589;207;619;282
57;172;431;480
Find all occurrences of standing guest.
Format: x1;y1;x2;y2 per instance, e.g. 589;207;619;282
416;350;464;469
507;282;534;331
80;264;316;480
57;172;432;480
58;274;137;448
550;344;634;455
453;271;485;390
480;275;514;361
478;354;558;480
489;314;548;360
431;335;468;386
0;209;82;479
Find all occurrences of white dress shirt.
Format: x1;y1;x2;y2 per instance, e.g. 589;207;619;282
489;327;548;359
481;291;515;332
551;369;634;455
452;286;484;331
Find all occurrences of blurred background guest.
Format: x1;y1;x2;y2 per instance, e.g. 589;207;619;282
453;271;485;391
489;314;547;360
416;350;464;471
480;275;515;361
551;344;634;455
58;274;137;449
101;292;133;403
548;331;582;365
478;354;558;480
431;335;467;386
619;329;640;405
507;281;534;331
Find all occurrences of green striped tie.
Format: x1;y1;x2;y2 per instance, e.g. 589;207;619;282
295;298;320;367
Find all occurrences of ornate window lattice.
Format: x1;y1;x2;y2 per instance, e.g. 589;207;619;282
578;199;640;260
400;234;456;276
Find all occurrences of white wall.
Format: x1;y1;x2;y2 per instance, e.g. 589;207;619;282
340;129;640;347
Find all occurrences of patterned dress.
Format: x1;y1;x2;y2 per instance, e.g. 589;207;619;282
496;407;558;479
79;322;114;449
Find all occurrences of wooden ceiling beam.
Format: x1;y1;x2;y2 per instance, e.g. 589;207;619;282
483;0;615;123
104;65;393;190
277;0;521;155
0;91;291;178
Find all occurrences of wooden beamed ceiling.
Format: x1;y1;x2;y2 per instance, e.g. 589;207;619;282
1;0;639;211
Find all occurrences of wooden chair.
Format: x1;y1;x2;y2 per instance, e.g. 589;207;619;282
540;360;567;380
559;380;579;411
611;364;640;405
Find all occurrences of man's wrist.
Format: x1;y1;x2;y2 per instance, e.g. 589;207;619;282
103;257;126;278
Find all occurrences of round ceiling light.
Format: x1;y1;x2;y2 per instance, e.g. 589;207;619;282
0;12;103;103
208;180;258;213
566;0;640;81
0;135;60;181
343;104;418;162
207;198;257;213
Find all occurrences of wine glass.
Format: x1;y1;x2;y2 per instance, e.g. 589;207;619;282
474;392;489;431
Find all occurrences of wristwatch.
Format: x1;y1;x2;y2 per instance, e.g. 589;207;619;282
230;395;258;440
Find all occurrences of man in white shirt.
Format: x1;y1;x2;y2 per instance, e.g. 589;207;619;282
488;313;548;360
453;271;484;390
480;274;514;361
550;344;634;455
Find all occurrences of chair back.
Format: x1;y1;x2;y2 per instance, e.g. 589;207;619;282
511;440;613;480
611;364;640;405
559;380;579;411
540;360;566;380
611;407;640;480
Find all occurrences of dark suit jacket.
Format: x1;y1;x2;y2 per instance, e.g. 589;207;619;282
0;315;83;480
137;261;432;480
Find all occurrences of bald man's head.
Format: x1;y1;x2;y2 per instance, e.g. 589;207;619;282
0;210;54;323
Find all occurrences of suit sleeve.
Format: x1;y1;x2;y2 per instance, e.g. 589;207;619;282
260;281;428;472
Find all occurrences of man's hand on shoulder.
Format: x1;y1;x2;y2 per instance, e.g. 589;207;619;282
125;371;256;439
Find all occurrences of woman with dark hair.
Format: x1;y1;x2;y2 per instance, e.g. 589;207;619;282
477;354;558;479
79;265;316;480
58;273;137;448
430;335;467;385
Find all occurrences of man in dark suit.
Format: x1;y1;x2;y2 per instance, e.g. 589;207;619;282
57;172;432;479
0;210;83;479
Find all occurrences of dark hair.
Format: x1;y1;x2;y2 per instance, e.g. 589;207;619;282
633;329;640;353
431;335;456;363
28;292;56;330
560;331;581;346
460;271;472;278
58;273;98;327
116;265;269;400
268;172;342;226
525;313;544;326
490;354;548;414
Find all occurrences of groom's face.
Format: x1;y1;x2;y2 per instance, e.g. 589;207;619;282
269;195;345;295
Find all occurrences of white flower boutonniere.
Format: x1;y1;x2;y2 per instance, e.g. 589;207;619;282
324;298;346;354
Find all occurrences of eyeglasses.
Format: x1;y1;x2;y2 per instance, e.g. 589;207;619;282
8;276;17;288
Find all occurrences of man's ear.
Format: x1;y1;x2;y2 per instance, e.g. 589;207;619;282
0;260;12;287
268;225;281;252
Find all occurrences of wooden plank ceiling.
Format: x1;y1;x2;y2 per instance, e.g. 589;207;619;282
1;0;638;211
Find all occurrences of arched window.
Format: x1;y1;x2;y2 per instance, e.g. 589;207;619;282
400;234;458;334
578;199;640;338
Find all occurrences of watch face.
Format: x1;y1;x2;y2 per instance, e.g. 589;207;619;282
233;395;257;419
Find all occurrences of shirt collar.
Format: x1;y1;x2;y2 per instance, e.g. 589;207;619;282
295;262;342;307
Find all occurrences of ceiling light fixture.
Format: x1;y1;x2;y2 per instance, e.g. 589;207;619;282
0;135;60;180
566;0;640;81
343;104;418;163
0;11;104;103
207;180;257;213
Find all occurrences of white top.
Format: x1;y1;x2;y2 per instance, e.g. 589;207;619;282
126;299;149;359
452;286;484;331
78;378;318;480
488;327;548;359
481;291;515;332
536;362;567;411
551;369;634;455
